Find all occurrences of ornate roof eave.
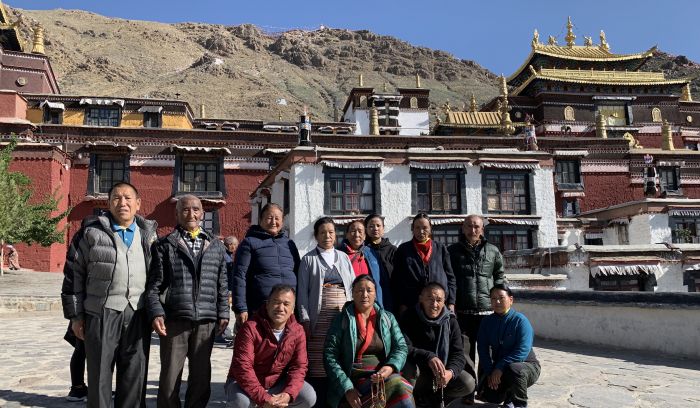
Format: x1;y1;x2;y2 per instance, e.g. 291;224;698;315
511;67;690;96
507;46;657;85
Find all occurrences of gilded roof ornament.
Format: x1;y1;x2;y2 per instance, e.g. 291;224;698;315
584;36;593;47
531;29;540;49
415;73;421;88
383;82;388;92
661;120;674;150
548;35;558;45
31;23;45;54
499;75;509;98
358;74;364;87
565;16;576;47
469;93;478;113
442;101;452;114
599;30;610;52
681;83;693;102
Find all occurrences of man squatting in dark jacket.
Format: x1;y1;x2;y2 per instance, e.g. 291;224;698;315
147;194;230;407
61;182;158;408
401;282;476;407
477;284;540;408
226;284;316;408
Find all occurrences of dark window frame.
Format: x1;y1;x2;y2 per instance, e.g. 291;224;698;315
555;160;582;187
323;168;380;216
201;209;221;235
658;166;681;194
172;155;226;197
670;217;700;244
411;170;463;215
85;106;121;127
485;225;534;252
143;111;162;128
87;154;131;196
482;171;531;215
432;225;461;245
43;107;63;124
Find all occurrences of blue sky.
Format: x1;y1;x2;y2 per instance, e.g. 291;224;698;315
8;0;700;75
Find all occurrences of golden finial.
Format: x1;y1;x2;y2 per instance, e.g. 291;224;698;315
596;113;607;139
583;36;593;47
31;23;45;54
531;29;540;49
499;75;508;98
469;93;478;113
442;101;452;113
415;73;421;88
662;120;674;150
548;35;558;45
565;16;576;47
199;103;206;119
383;82;388;92
358;74;364;87
681;83;693;102
599;30;610;52
369;104;379;135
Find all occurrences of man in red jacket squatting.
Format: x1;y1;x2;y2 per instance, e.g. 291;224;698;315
226;284;317;408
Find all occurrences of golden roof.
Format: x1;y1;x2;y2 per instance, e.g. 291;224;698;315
512;66;690;96
444;111;526;129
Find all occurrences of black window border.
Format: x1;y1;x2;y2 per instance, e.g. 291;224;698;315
323;167;381;216
84;106;121;127
86;154;131;196
484;225;536;252
172;155;226;198
410;169;465;215
481;170;532;215
143;111;162;128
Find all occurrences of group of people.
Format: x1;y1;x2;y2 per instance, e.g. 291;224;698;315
61;181;540;408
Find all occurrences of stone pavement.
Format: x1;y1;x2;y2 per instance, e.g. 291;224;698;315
1;311;699;407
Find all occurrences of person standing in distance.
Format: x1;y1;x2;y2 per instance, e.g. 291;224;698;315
147;194;229;407
61;182;157;408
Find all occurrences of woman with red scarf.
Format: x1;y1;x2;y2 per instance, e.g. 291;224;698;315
338;220;392;310
324;274;414;408
392;213;456;317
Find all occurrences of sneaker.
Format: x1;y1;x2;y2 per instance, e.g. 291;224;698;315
66;385;87;402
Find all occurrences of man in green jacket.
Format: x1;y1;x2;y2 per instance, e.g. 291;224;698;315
448;215;506;402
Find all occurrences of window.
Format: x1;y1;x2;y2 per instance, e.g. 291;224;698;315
684;270;700;292
283;178;290;216
85;107;120;127
87;155;130;195
201;210;220;235
485;227;532;252
326;171;377;215
413;172;460;214
181;161;219;192
96;158;126;194
594;276;642;291
562;199;579;217
432;226;461;245
555;160;581;186
671;217;700;244
658;167;680;193
143;112;161;128
483;173;529;214
43;108;62;124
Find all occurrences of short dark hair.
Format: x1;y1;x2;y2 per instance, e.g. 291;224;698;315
490;284;513;297
260;203;283;219
269;284;296;299
351;273;376;290
421;281;446;295
364;213;385;227
411;212;431;228
108;181;139;198
313;216;335;236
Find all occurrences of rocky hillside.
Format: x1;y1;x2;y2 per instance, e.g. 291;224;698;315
8;6;500;121
7;5;700;121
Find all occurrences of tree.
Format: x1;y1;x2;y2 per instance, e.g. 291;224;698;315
0;139;70;275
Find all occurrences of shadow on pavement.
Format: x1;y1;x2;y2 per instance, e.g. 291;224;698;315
0;389;76;408
535;337;700;370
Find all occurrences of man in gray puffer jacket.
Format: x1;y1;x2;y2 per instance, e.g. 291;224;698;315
147;194;229;407
61;182;158;408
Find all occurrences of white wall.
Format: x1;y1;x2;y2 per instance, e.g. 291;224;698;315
628;214;651;245
464;166;482;214
349;109;369;135
533;167;558;246
289;163;325;254
559;229;584;246
378;165;413;246
649;213;671;244
602;226;619;245
397;111;430;136
517;301;700;359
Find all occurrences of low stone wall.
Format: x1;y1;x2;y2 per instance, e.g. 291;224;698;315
0;296;62;313
514;290;700;359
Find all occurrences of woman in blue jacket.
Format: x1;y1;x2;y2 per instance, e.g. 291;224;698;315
232;203;300;328
338;219;392;310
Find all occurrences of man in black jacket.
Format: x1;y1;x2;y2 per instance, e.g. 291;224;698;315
147;194;229;407
448;215;506;403
401;283;475;407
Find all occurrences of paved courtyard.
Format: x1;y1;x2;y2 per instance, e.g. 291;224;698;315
0;310;699;407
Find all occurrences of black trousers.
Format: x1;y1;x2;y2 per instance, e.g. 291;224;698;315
157;318;216;408
413;368;475;408
84;305;151;408
480;361;541;406
457;313;486;364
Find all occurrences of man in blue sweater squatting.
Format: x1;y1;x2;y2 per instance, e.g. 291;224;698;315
476;284;540;408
